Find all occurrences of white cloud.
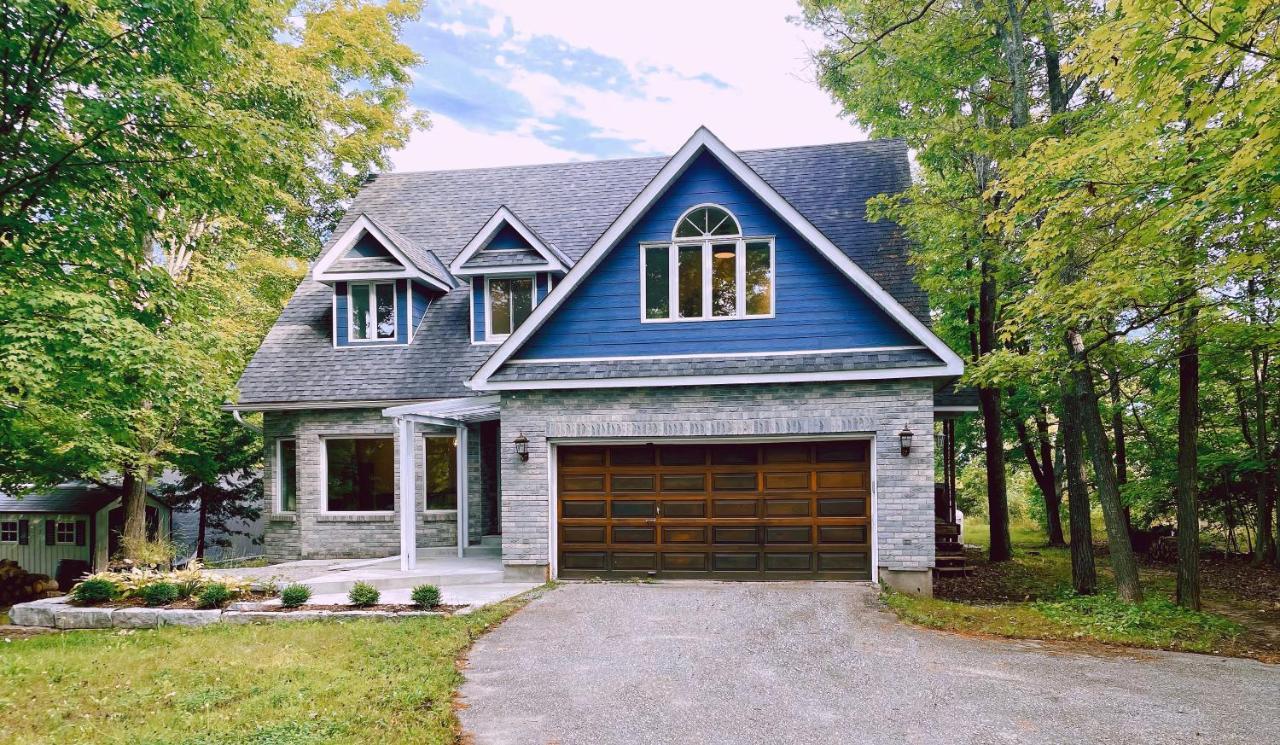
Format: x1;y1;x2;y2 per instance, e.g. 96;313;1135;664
392;0;864;171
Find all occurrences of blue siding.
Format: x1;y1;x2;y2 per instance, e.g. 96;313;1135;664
536;272;550;303
472;277;486;342
348;231;394;258
411;280;432;331
334;279;410;347
515;150;918;360
486;223;531;250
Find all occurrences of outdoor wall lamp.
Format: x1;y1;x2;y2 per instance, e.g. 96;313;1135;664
899;425;913;457
513;432;529;461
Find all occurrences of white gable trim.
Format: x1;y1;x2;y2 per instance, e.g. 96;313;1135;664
468;126;964;389
449;206;569;276
314;215;453;292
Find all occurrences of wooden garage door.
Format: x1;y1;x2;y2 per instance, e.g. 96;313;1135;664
557;440;871;580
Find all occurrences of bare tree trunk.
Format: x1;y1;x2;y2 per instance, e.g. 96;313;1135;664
1016;415;1065;546
1175;295;1201;609
1108;366;1133;535
120;465;149;557
1067;329;1143;602
980;262;1012;562
1060;386;1097;594
196;492;208;561
1249;280;1275;566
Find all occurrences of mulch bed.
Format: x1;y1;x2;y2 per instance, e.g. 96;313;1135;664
269;603;463;614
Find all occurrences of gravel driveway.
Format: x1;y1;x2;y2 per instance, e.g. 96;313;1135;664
460;582;1278;745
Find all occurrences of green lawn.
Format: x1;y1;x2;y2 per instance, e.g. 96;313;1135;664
0;591;543;744
886;521;1248;656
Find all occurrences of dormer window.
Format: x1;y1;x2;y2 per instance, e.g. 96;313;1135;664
642;204;774;322
349;281;397;341
486;275;535;340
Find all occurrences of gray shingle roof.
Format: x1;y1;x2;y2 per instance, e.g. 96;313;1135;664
487;348;943;383
460;247;549;269
0;483;118;514
362;214;455;288
235;139;925;407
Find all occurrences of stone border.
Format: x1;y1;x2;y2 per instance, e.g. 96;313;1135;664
8;596;453;630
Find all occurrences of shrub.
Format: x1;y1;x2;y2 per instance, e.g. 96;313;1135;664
280;584;312;608
119;536;178;570
139;582;181;607
196;583;236;609
70;577;119;605
347;582;380;607
410;584;441;609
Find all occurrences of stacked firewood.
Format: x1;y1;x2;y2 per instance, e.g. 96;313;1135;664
0;559;61;605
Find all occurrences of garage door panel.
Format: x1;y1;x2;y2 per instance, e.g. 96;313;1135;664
558;442;871;581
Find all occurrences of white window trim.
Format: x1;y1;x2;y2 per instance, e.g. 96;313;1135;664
640;238;775;323
347;280;399;344
0;520;17;543
54;520;77;544
275;438;297;514
484;274;539;342
319;434;397;515
422;434;461;513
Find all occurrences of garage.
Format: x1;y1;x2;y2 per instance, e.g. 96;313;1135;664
556;440;872;580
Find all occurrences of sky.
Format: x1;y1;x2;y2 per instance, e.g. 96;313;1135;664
389;0;866;172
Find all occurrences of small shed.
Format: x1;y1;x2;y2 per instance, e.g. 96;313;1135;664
0;483;172;579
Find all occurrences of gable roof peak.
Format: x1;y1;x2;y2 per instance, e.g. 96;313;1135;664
312;213;455;290
449;205;570;276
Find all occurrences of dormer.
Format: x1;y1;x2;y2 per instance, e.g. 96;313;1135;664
312;214;456;347
449;207;570;343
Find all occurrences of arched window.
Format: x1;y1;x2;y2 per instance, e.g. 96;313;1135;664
673;205;740;239
642;204;774;322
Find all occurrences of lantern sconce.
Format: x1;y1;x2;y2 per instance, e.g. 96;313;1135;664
899;425;913;457
513;432;529;461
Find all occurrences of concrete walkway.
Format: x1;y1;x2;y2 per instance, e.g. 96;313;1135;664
459;582;1280;745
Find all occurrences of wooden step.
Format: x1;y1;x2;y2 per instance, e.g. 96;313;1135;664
935;543;965;556
935;522;960;537
935;555;967;568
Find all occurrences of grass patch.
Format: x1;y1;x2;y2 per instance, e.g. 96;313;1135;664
0;588;548;744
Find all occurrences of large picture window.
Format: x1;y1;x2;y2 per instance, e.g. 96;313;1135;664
487;275;534;339
349;281;397;341
277;438;297;512
642;205;774;322
424;436;458;510
325;437;394;512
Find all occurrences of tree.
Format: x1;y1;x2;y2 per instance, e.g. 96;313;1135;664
0;0;425;560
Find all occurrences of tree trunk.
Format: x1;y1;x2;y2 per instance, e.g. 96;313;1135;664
1016;415;1065;546
1108;366;1133;535
1249;284;1275;565
1060;385;1097;594
980;263;1012;562
196;492;208;561
120;465;150;558
1175;301;1201;609
1067;329;1143;602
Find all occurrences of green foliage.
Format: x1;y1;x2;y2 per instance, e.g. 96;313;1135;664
411;584;442;609
70;577;120;605
1033;592;1241;645
196;583;236;609
348;582;381;607
139;582;181;607
280;584;312;608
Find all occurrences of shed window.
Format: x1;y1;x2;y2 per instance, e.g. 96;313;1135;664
55;521;77;544
0;521;16;543
349;281;397;341
642;205;774;321
325;437;394;512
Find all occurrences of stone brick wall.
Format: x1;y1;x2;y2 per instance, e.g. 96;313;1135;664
262;409;480;561
498;381;935;576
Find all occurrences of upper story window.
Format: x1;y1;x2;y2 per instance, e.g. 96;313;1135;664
642;205;774;322
349;281;397;342
487;275;535;340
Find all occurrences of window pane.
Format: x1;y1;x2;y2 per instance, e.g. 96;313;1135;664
350;284;370;340
745;241;773;316
489;279;512;336
708;210;740;236
326;438;394;511
675;207;708;238
644;245;669;319
677;245;703;318
279;439;297;512
425;437;458;510
511;277;534;329
1;522;16;542
375;283;396;338
711;243;737;317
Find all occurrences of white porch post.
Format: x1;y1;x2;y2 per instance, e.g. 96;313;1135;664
456;423;468;558
398;417;417;571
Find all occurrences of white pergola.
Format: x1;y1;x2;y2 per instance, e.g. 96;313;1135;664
382;395;501;570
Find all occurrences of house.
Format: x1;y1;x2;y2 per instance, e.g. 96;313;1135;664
0;483;172;582
230;127;973;596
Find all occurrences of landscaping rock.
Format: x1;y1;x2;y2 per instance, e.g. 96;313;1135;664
157;609;221;627
9;602;56;627
53;606;113;630
113;607;161;629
